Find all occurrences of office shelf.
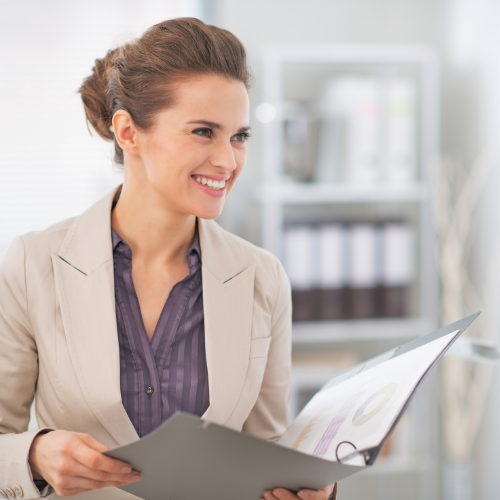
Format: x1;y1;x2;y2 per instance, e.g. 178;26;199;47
254;182;429;205
292;317;434;345
247;44;440;500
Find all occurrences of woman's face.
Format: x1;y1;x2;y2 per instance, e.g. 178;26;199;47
127;74;250;220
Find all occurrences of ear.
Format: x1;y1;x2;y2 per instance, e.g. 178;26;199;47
112;110;140;156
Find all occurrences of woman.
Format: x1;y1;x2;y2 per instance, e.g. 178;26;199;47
0;18;336;500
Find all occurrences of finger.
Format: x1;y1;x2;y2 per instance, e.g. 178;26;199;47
323;484;335;496
273;488;299;499
71;441;132;474
297;488;330;500
58;457;141;485
52;474;139;495
74;476;141;490
318;483;335;498
264;490;282;500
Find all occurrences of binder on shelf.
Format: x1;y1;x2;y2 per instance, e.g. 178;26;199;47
284;221;416;322
318;224;348;320
284;226;319;322
106;314;479;500
381;223;415;317
349;224;380;318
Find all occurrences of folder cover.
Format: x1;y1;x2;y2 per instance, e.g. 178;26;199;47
105;313;478;500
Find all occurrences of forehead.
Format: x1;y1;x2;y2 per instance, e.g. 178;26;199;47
172;74;249;120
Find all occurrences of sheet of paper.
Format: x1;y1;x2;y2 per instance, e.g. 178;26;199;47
279;330;460;462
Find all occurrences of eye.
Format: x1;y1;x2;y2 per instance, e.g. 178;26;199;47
193;128;213;138
232;132;251;143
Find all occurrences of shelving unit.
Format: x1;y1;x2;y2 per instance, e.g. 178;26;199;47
246;44;440;500
248;43;439;330
253;182;429;205
292;317;434;345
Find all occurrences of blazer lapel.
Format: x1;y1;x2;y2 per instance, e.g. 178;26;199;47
198;219;256;427
54;187;139;446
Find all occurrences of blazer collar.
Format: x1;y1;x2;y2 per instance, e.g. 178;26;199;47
58;187;250;280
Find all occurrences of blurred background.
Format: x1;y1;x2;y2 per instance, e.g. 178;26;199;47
2;1;500;499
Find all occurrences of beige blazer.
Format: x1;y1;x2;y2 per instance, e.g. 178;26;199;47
0;187;292;499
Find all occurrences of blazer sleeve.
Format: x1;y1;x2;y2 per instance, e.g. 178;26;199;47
0;237;53;499
242;258;292;441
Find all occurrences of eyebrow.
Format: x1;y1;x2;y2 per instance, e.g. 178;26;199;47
186;120;251;134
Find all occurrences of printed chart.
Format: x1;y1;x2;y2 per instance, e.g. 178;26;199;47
280;330;460;462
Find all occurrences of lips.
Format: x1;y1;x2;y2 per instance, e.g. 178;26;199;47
193;175;226;190
191;175;227;198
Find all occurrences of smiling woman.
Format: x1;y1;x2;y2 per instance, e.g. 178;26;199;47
0;17;335;500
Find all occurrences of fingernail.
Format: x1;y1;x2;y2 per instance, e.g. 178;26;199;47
120;466;132;473
273;489;286;499
298;490;312;500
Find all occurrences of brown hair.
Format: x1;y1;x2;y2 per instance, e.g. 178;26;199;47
78;17;251;165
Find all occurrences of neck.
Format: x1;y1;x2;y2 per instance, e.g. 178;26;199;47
111;180;196;267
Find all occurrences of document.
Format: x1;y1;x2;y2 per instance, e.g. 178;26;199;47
105;314;478;500
279;329;459;464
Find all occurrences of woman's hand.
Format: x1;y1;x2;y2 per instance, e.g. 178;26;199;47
262;484;336;500
28;430;142;497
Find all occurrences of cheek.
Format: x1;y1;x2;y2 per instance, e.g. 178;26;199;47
146;137;203;183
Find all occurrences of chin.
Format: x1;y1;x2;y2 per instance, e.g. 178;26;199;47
192;204;224;221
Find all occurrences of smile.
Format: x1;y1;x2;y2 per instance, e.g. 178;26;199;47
193;176;226;191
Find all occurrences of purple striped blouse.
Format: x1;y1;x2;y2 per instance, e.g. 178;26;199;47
112;227;209;437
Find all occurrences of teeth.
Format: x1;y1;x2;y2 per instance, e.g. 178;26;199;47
194;176;226;190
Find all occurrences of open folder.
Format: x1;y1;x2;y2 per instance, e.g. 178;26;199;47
105;313;479;500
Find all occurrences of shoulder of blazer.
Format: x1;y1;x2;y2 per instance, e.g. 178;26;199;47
12;186;119;277
19;216;75;257
7;217;76;286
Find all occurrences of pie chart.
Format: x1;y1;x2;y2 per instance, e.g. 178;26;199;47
352;382;398;426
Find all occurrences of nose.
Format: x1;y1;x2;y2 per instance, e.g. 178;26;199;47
211;140;237;172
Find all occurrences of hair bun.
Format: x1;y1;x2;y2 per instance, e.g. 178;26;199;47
79;48;119;142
